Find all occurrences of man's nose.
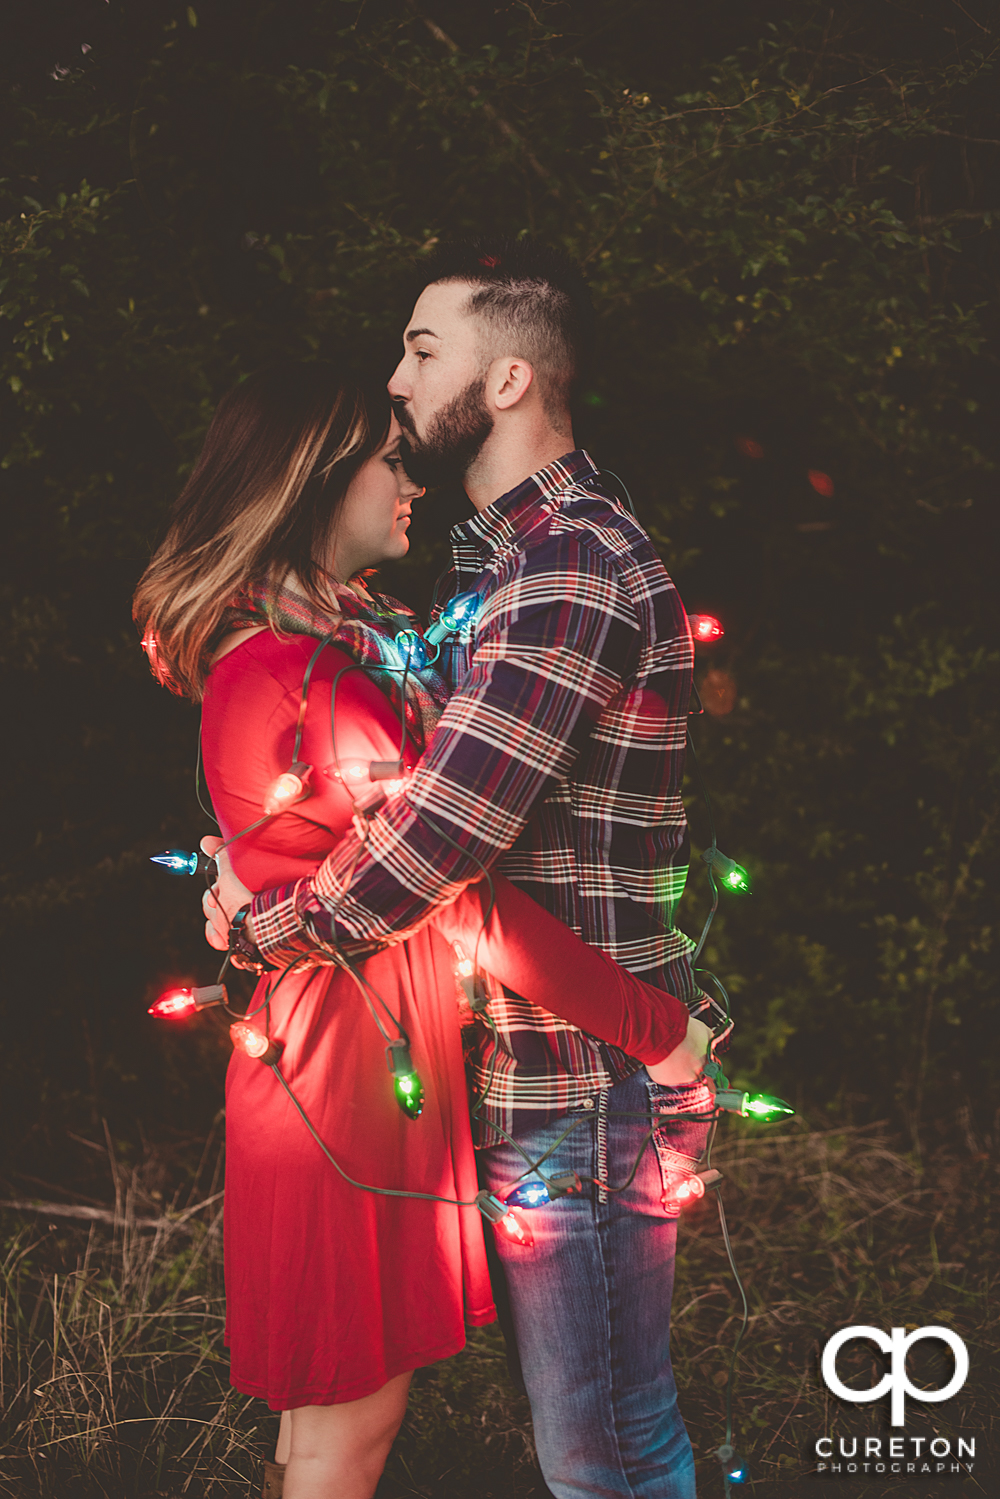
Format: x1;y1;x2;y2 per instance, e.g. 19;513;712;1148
387;358;409;401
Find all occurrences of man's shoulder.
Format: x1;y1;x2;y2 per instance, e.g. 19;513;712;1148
513;482;675;595
556;481;656;550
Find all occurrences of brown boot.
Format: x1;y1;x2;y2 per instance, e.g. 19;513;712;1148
260;1458;286;1498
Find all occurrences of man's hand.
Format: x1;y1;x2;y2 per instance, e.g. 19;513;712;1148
645;1014;714;1088
201;836;254;954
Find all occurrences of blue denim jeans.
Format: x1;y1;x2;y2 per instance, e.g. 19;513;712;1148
478;1070;713;1499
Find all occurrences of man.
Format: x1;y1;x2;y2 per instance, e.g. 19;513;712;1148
206;238;717;1498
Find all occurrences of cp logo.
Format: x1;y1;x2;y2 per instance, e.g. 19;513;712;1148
821;1326;969;1426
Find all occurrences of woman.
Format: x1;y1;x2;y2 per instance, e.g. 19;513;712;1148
134;363;711;1499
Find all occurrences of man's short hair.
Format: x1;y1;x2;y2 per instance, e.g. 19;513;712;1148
419;237;594;427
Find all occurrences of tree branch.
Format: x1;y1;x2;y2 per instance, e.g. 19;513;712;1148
408;4;557;191
0;1191;224;1233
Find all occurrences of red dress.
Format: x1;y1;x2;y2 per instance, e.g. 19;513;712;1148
201;630;690;1409
203;632;494;1408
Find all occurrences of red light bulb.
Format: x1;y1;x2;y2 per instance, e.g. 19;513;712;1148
148;984;227;1019
807;470;834;498
452;941;489;1012
474;1189;533;1243
230;1023;267;1057
339;760;370;783
148;989;197;1019
662;1167;723;1214
452;941;475;979
688;614;724;644
662;1172;704;1214
497;1208;534;1247
140;627;179;690
263;761;312;815
230;1022;283;1065
673;1174;706;1204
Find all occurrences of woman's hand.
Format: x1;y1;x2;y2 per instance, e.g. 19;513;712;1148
645;1014;714;1088
200;836;254;953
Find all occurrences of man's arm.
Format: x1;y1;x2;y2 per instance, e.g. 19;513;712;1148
245;536;642;969
201;843;714;1083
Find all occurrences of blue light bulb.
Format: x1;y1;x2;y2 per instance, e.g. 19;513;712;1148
717;1445;748;1483
150;848;208;877
395;629;430;669
424;590;481;647
505;1179;552;1209
441;590;479;628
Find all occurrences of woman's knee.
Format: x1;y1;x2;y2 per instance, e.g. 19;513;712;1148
289;1371;412;1466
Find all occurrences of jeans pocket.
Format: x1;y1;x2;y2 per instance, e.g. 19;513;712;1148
646;1077;709;1106
645;1077;714;1217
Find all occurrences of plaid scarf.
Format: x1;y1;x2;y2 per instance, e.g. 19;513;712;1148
220;577;449;751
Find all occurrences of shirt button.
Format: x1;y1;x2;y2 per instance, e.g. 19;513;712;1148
580;1099;595;1111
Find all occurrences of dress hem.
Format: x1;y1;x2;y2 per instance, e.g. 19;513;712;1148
231;1334;473;1409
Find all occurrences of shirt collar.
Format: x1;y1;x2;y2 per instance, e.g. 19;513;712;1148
452;449;601;562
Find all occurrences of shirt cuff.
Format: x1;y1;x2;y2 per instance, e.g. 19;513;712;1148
250;878;329;968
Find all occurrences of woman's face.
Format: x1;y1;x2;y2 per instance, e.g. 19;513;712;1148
327;415;423;582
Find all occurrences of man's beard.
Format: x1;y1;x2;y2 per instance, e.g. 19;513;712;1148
395;375;494;489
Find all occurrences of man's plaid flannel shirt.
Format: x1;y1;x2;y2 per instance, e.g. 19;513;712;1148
250;450;699;1145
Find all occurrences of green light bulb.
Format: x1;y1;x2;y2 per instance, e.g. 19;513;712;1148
702;847;751;894
714;1089;795;1123
393;1072;424;1119
394;1073;423;1112
741;1092;795;1123
386;1041;424;1119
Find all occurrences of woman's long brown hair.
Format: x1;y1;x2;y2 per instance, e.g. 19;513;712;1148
133;363;393;700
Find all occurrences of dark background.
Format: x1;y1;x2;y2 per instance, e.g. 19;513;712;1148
2;0;997;1195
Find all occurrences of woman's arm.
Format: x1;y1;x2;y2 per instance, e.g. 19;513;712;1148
429;876;694;1069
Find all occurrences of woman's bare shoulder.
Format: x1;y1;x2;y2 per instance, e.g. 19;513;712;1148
207;627;359;692
210;626;269;665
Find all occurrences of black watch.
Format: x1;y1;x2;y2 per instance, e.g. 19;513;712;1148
228;904;274;974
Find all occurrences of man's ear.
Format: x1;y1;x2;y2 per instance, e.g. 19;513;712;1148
489;356;535;411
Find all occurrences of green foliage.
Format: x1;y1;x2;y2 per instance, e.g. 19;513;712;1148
1;1;997;1169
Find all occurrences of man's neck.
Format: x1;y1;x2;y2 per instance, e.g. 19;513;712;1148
463;427;577;513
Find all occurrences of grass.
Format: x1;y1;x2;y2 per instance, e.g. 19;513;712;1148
0;1118;995;1497
667;1119;997;1496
